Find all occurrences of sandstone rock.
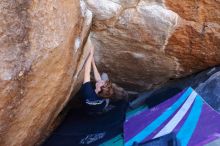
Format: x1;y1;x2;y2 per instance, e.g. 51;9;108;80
0;0;92;146
165;0;220;23
111;0;139;8
84;0;122;20
85;0;220;91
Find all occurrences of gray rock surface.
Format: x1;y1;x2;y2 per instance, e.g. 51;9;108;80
134;67;220;112
196;69;220;111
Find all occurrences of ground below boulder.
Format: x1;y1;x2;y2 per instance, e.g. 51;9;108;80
135;66;220;112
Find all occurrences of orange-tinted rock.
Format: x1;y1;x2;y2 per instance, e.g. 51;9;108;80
165;0;220;23
85;0;220;91
165;20;220;75
165;0;220;75
0;0;92;146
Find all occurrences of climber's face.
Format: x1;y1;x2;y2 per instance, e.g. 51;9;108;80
95;80;105;94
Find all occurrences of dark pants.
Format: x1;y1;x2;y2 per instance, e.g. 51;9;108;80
43;100;128;146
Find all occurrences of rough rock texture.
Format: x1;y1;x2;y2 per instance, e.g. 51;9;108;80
84;0;220;91
0;0;92;146
196;68;220;112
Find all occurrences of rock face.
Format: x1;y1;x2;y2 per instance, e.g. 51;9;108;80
84;0;220;91
196;69;220;112
0;0;219;145
0;0;92;146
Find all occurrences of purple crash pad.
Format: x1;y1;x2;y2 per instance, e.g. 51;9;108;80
124;87;220;146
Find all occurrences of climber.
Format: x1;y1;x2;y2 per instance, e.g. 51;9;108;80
80;45;128;115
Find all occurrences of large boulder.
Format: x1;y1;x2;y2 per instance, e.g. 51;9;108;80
84;0;220;91
0;0;92;146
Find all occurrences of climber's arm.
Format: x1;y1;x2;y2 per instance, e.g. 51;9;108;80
83;49;93;84
92;55;101;81
92;58;101;82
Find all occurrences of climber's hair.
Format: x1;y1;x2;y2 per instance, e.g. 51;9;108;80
98;80;113;98
98;80;128;100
